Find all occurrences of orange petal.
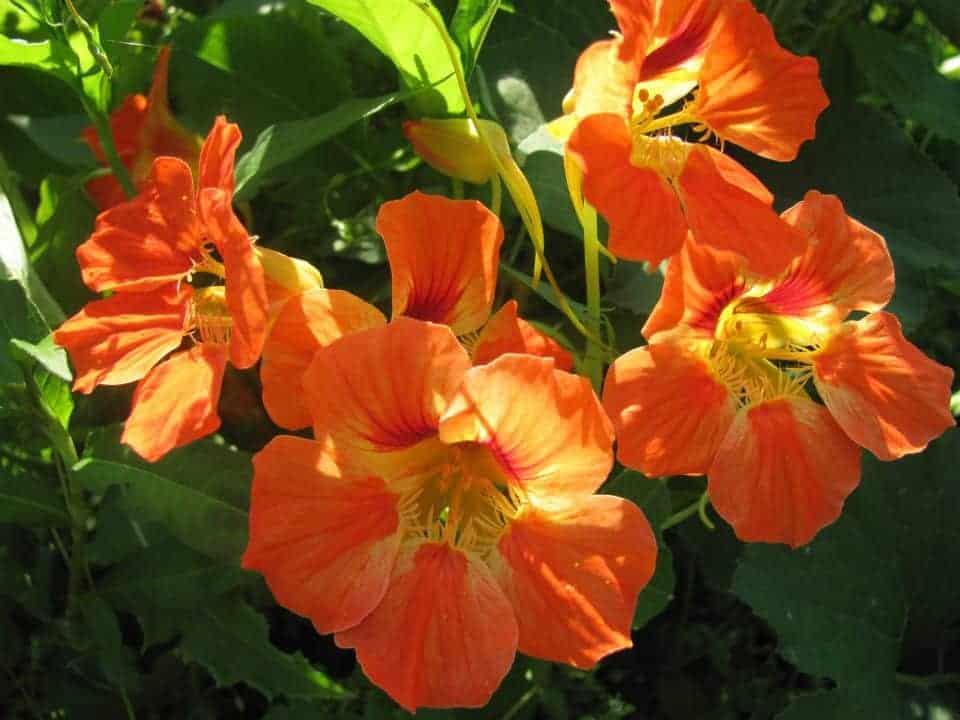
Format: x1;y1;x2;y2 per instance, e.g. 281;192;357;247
814;312;955;461
78;158;201;293
610;0;655;63
53;286;191;394
642;238;746;340
197;116;242;196
640;0;724;81
708;396;861;547
82;94;148;166
472;300;574;371
761;191;894;322
491;495;656;668
566;115;686;265
378;192;503;336
260;289;386;430
198;188;268;369
122;343;229;462
303;318;470;476
603;341;736;476
563;40;637;118
243;435;401;634
678;146;804;276
690;1;828;161
334;542;518;712
438;354;614;501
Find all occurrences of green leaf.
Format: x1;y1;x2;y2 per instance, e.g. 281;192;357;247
603;471;676;628
234;90;409;201
0;471;69;527
176;599;350;701
0;35;77;87
742;102;960;331
99;538;250;610
918;0;960;44
74;433;252;560
732;430;960;706
451;0;500;79
9;335;71;382
845;24;960;145
307;0;464;116
74;594;141;693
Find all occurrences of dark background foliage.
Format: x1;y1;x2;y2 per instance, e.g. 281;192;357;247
0;0;958;718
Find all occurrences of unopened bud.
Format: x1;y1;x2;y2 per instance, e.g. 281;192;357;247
403;118;510;184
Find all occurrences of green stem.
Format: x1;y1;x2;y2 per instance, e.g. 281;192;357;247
452;178;465;199
896;672;960;688
489;174;502;215
501;686;538;720
581;201;603;390
82;96;136;199
661;490;712;531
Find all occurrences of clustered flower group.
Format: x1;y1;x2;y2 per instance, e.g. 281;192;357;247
54;0;954;712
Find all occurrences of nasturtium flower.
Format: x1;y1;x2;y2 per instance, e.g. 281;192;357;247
603;191;955;547
82;46;202;210
54;117;270;461
244;318;657;711
403;118;502;184
557;0;828;272
259;191;572;431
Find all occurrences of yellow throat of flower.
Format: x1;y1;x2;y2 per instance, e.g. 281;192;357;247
191;285;232;345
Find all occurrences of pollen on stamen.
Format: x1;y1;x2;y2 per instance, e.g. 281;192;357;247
191;286;233;345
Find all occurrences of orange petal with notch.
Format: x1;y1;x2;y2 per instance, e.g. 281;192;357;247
122;343;229;462
563;40;637;119
198;188;268;369
814;312;955;461
678;146;804;276
78;158;202;292
708;397;861;547
690;1;828;161
604;342;736;476
54;286;191;394
492;494;656;668
303;318;470;475
334;542;518;712
643;239;746;340
260;289;386;430
472;300;574;371
243;435;401;634
762;191;894;322
378;192;503;336
197;116;242;196
567;114;687;265
438;354;613;501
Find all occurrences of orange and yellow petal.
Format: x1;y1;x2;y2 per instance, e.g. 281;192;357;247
260;289;386;430
243;436;401;634
814;312;955;461
197;116;242;196
334;542;518;712
603;342;737;476
378;192;503;336
403;119;499;185
198;188;268;369
438;354;614;501
303;318;470;475
78;158;201;293
566;114;687;265
708;397;861;548
642;239;746;341
763;191;894;321
53;285;191;394
256;247;325;310
472;300;574;371
690;1;828;161
122;343;229;462
492;495;656;669
639;0;724;96
563;40;637;119
678;146;803;277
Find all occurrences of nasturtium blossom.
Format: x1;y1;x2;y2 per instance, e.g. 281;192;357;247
259;191;572;431
244;318;657;711
54;117;271;461
403;118;502;184
603;191;955;547
82;46;202;210
558;0;828;272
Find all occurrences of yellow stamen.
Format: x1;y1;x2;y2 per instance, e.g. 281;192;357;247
191;286;232;345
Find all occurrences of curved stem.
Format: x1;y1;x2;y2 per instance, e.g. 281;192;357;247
581;201;603;389
661;490;712;531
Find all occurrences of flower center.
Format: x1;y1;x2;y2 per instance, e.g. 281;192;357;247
191;286;232;345
628;133;692;179
397;443;524;556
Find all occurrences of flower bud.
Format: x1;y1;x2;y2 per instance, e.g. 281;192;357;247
403;118;510;184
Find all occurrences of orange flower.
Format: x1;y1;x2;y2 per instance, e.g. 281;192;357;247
603;191;955;547
260;191;573;430
54;117;269;461
83;46;203;210
559;0;828;272
243;318;657;711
